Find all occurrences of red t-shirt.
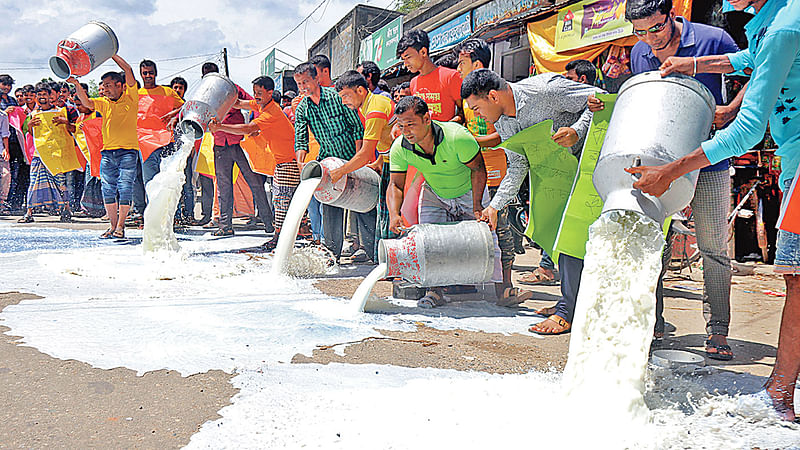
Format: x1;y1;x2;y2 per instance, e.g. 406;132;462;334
410;66;462;122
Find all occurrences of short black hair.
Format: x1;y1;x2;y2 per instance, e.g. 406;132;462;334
272;90;282;103
565;59;597;85
456;38;491;69
394;95;428;117
396;29;429;58
334;70;368;92
101;71;125;85
57;81;71;91
34;82;50;94
358;61;381;85
434;53;458;69
625;0;672;21
79;83;89;92
309;54;331;71
0;74;14;85
170;76;188;90
139;59;157;75
202;62;219;75
294;62;317;78
252;75;275;92
22;84;34;93
48;81;60;93
377;79;389;92
460;68;508;99
399;81;410;90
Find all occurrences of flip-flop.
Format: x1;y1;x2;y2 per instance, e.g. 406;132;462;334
518;267;559;286
529;315;571;335
705;338;734;361
417;290;445;309
497;287;533;307
100;228;114;239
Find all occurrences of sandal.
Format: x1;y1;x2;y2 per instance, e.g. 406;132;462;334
529;314;571;335
705;338;734;361
112;228;125;239
17;214;33;223
497;287;534;307
260;237;279;251
212;227;234;237
519;267;559;286
100;228;114;239
417;290;445;309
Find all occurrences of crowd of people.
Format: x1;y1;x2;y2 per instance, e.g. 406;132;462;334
1;0;796;421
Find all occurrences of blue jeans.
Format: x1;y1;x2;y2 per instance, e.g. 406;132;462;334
308;196;324;241
776;178;800;275
100;149;138;205
133;147;164;211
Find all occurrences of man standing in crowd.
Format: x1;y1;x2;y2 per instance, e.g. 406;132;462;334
630;0;799;422
387;96;502;307
333;70;394;260
462;68;601;334
204;62;273;237
133;60;184;222
589;0;741;359
169;77;187;99
69;55;139;239
357;61;393;100
397;29;463;122
455;38;532;305
293;62;364;259
169;75;199;224
0;74;28;215
209;75;297;251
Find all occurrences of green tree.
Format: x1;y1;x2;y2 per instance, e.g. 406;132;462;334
87;80;100;97
397;0;425;13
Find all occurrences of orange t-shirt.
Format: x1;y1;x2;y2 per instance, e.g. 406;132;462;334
410;66;462;122
249;99;296;164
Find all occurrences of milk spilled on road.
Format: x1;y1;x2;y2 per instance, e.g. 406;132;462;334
350;263;388;314
271;177;321;275
142;135;193;253
561;210;664;444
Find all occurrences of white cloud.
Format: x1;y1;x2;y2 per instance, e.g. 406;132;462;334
0;0;392;94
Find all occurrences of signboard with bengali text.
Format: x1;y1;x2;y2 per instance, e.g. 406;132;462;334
429;11;472;53
359;16;403;69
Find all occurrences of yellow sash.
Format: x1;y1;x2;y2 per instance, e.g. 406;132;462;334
32;109;82;175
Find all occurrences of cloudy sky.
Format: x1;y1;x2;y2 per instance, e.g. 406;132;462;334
1;0;393;93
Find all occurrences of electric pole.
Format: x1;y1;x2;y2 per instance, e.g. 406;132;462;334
222;48;229;77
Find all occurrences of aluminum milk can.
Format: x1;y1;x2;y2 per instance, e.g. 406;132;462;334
300;157;379;213
177;73;238;140
593;71;715;223
377;221;495;287
49;21;119;79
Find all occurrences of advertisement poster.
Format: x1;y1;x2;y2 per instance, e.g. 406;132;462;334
359;17;403;69
555;0;633;52
429;11;472;53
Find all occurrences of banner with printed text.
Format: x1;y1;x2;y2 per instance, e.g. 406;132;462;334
555;0;633;52
359;17;402;70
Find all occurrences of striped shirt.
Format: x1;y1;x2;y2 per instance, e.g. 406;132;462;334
294;86;364;161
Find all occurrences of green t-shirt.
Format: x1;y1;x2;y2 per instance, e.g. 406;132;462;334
389;121;480;199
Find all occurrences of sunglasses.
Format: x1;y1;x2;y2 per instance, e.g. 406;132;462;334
633;15;670;36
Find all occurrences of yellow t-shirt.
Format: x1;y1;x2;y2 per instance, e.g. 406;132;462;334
359;92;394;163
93;84;140;150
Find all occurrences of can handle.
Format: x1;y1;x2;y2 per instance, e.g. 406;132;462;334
629;157;642;181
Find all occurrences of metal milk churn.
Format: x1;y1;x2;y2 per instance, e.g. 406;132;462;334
300;157;380;213
592;71;715;223
49;21;119;79
177;73;239;140
377;221;495;287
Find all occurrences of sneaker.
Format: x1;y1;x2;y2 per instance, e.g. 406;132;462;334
341;241;357;257
351;248;368;262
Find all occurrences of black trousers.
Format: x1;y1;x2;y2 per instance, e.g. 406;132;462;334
213;143;273;230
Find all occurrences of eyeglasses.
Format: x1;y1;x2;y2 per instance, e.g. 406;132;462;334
633;15;670;36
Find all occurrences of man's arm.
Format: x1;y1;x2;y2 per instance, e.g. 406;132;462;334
387;171;407;234
660;54;736;76
1;137;8;161
330;139;378;183
475;132;501;148
553;77;602;147
208;119;259;136
66;77;94;110
112;55;136;87
294;101;309;163
465;151;487;221
714;83;747;128
480;150;528;229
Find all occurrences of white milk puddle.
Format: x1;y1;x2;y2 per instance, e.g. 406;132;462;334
272;177;321;275
1;222;798;448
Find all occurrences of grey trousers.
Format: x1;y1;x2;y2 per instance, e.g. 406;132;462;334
656;169;731;336
213;144;273;231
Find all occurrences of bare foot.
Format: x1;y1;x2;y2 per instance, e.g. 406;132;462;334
766;380;797;422
534;306;557;317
